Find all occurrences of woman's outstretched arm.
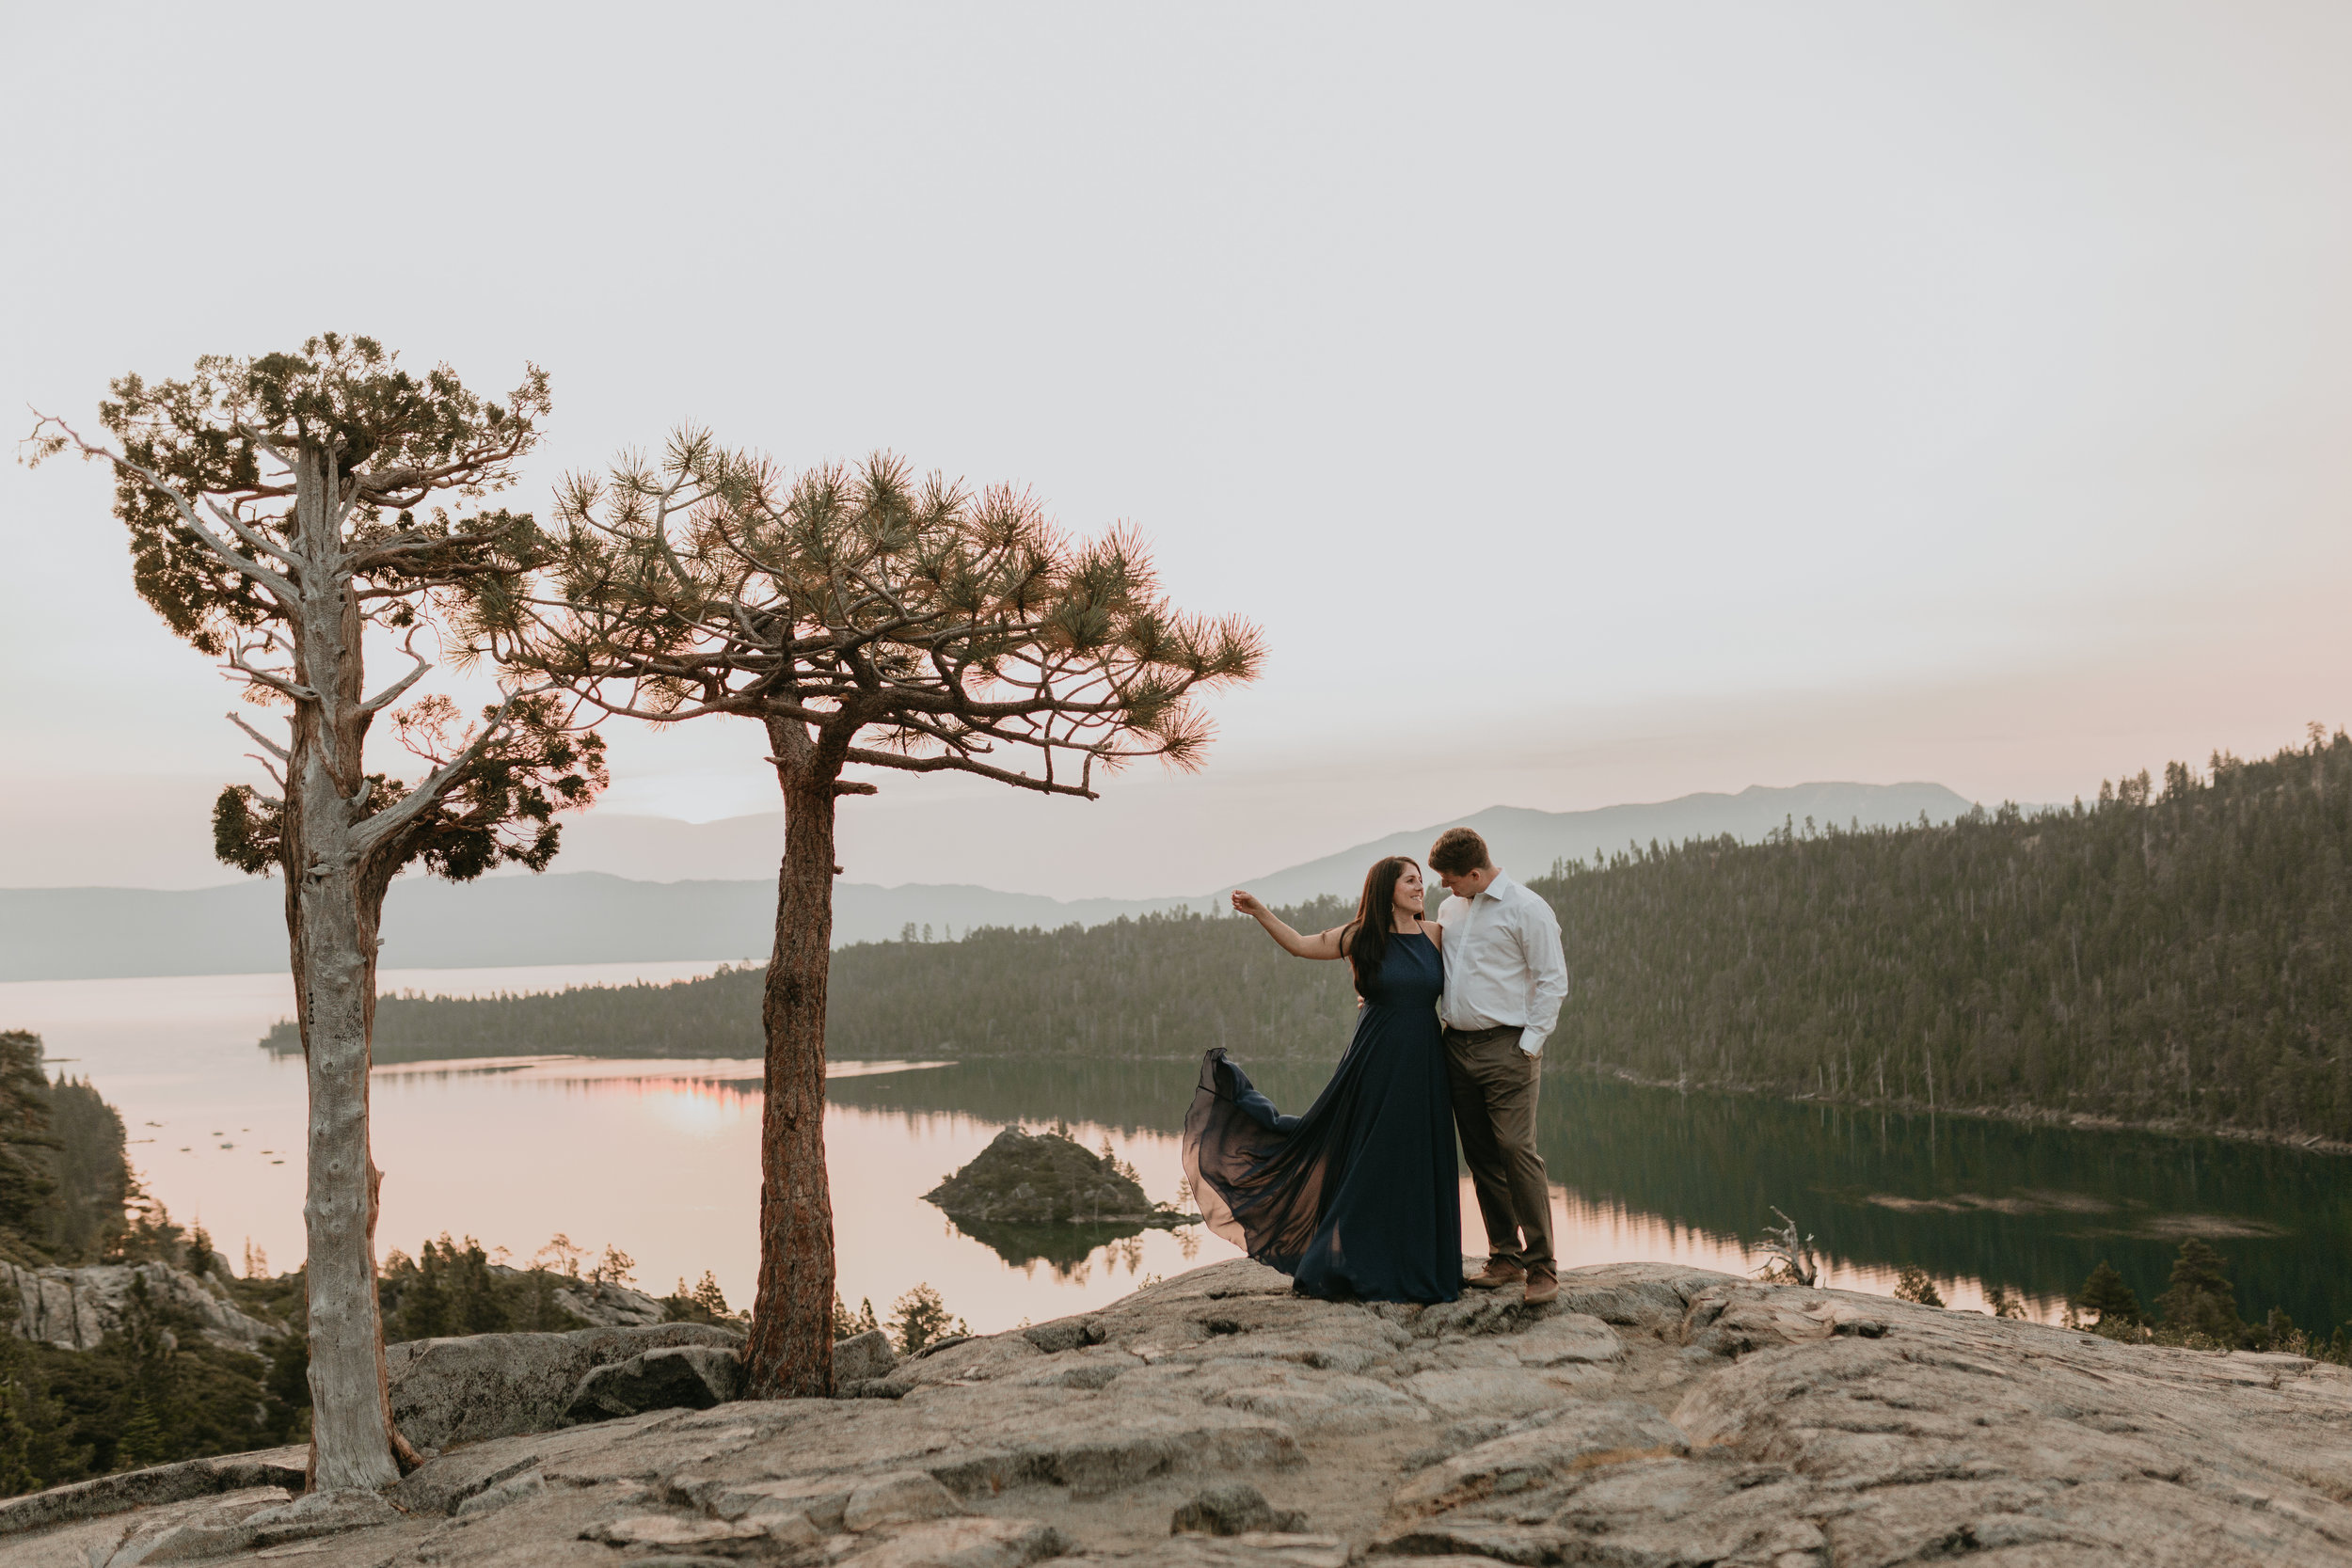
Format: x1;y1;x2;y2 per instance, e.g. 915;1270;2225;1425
1231;890;1346;959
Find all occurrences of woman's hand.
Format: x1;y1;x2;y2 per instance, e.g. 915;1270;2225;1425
1234;889;1343;960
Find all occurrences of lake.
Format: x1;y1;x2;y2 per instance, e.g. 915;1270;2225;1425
4;961;2345;1337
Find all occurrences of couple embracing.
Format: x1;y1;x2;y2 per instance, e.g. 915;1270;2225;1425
1183;828;1570;1304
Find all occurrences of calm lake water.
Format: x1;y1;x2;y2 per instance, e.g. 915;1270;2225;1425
4;961;2345;1337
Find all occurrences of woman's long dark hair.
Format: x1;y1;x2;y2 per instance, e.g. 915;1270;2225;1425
1343;856;1418;992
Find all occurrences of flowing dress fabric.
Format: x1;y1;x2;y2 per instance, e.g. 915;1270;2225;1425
1183;930;1462;1303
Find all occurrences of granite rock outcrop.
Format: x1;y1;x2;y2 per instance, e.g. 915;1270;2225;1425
13;1257;2352;1567
0;1259;279;1352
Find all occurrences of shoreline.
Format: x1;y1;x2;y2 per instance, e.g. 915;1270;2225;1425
1573;1060;2352;1159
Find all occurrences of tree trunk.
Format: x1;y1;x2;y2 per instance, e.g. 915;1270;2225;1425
284;441;404;1492
745;736;840;1398
291;796;401;1490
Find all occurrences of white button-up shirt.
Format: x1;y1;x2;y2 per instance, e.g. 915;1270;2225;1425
1436;870;1569;1056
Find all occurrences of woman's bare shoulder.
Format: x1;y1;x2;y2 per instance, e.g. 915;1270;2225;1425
1420;918;1443;944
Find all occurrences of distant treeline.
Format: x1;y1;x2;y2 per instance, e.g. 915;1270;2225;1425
268;972;780;1061
324;733;2352;1141
278;895;1365;1066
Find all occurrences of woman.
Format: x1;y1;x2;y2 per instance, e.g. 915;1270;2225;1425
1183;857;1461;1303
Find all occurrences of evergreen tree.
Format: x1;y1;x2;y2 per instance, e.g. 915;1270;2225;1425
513;1269;566;1332
32;338;607;1489
115;1395;167;1471
0;1330;83;1495
263;1333;310;1430
1893;1265;1944;1307
387;1235;508;1342
2074;1260;2143;1327
496;436;1260;1397
110;1275;179;1466
389;1253;447;1342
0;1032;58;1257
2156;1239;2243;1341
665;1271;738;1326
834;1295;881;1340
43;1077;130;1261
886;1284;965;1355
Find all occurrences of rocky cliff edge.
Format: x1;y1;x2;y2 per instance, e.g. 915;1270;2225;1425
13;1258;2352;1567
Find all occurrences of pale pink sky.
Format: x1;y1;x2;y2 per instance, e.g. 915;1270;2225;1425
6;4;2349;899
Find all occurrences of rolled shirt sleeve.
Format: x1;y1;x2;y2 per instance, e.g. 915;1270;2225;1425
1517;895;1568;1056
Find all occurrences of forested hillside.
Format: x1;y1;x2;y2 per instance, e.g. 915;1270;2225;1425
338;733;2352;1141
1546;731;2352;1140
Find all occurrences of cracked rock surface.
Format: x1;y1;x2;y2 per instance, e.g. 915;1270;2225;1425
12;1258;2352;1567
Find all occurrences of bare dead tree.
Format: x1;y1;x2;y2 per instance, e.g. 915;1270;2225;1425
26;336;606;1491
1756;1205;1820;1288
482;432;1263;1396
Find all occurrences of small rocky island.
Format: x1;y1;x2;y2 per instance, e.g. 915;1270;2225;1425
925;1127;1197;1229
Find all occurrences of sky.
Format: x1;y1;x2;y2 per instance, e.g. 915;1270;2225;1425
5;3;2351;900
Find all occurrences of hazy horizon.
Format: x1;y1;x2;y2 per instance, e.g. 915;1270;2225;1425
8;5;2350;901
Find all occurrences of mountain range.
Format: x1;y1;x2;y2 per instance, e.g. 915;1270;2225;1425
0;781;1974;982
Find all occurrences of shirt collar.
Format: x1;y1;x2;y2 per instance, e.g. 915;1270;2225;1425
1478;869;1516;901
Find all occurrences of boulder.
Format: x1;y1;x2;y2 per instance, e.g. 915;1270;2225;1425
836;1326;899;1384
844;1470;965;1529
387;1320;742;1449
1021;1315;1104;1354
1171;1481;1306;1536
482;1260;671;1327
550;1278;669;1326
841;1516;1070;1568
564;1343;744;1421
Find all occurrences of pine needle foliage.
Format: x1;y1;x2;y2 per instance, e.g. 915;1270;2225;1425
2073;1261;2143;1327
485;434;1264;792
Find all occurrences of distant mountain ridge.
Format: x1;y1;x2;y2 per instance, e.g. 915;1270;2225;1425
1223;782;1976;907
0;781;1978;982
0;877;1184;983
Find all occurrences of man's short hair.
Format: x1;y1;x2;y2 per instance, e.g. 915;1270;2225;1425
1428;827;1492;876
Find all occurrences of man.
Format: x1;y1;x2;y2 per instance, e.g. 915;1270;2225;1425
1428;827;1569;1304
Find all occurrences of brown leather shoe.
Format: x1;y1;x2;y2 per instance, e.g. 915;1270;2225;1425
1522;1273;1559;1306
1463;1260;1525;1291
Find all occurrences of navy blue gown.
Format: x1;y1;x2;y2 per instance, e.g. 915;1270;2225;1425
1183;929;1462;1303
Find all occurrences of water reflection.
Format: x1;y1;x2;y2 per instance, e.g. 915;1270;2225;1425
832;1056;2352;1331
948;1218;1207;1276
8;961;2344;1338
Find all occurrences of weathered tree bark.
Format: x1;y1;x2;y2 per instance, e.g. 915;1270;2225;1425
745;715;844;1397
283;443;404;1493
